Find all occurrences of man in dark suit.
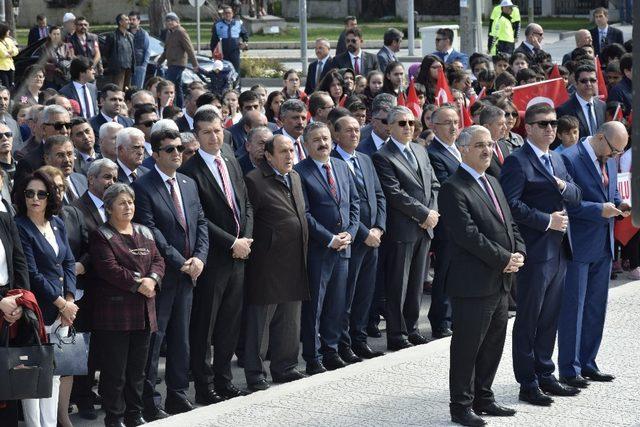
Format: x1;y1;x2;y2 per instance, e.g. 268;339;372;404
237;127;272;175
432;28;469;69
358;93;396;147
426;106;461;339
176;87;207;132
558;122;628;388
335;16;357;57
590;7;624;56
440;125;524;426
377;28;402;74
89;84;134;137
305;38;332;94
479;105;511;178
115;128;149;184
557;63;606;140
331;28;379;75
27;14;50;46
70;117;100;175
180;109;253;403
229;97;270;157
42;135;88;205
500;103;582;406
331;116;386;360
513;23;546;65
372;106;440;350
59;57;99;120
133;129;209;419
274;99;308;165
294;121;360;374
243;134;310;391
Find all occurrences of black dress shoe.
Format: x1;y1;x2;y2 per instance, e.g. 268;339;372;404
387;339;413;351
124;415;147;427
366;324;382;338
272;369;307;383
408;333;428;345
450;407;487;426
560;375;589;388
164;397;194;414
215;382;248;400
306;360;327;375
540;380;580;396
143;406;169;421
105;420;126;427
352;342;384;359
194;388;224;405
432;327;453;339
323;354;347;371
518;387;554;406
582;370;615;382
248;379;270;391
473;402;516;416
77;400;98;420
338;347;363;364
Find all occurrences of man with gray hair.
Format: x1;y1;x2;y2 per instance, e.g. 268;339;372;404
116;127;149;183
514;23;546;64
238;126;273;175
359;92;397;146
180;131;199;164
439;124;523;425
305;38;332;94
378;28;403;73
372;105;440;351
275;99;308;164
479;105;511;179
98;122;124;162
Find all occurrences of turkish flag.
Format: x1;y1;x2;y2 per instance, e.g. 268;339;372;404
548;64;561;80
612;103;624;122
460;101;473;129
615;217;639;246
595;56;608;100
435;68;454;106
405;79;422;119
511;78;569;112
397;92;406;107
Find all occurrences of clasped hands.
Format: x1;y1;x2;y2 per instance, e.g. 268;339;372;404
364;228;384;248
180;257;205;281
503;253;525;273
331;232;352;251
420;210;440;230
232;237;254;259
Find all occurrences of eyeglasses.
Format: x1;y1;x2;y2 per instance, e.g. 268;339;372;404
533;32;544;37
24;189;49;200
140;120;158;127
374;117;388;125
504;112;519;118
45;122;71;130
528;120;558;128
397;120;415;127
579;78;598;84
159;145;186;154
602;133;622;156
0;131;13;138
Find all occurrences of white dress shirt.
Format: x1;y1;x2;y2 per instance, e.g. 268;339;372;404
155;165;186;220
117;159;135;183
436;137;462;162
282;128;305;164
371;131;387;151
73;81;94;118
88;190;107;222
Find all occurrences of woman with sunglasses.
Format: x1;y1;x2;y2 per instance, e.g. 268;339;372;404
14;170;77;427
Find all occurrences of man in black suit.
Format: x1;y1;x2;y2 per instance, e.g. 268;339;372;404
89;84;134;136
372;106;440;351
59;57;99;120
115;127;149;183
274;99;308;165
331;116;386;360
70;117;100;175
43;135;88;205
557;63;606;140
176;87;207;132
440;125;524;426
304;38;332;94
27;14;50;46
331;27;379;76
14;105;71;190
479;105;511;179
180;109;253;403
335;16;357;57
134;129;209;419
426;106;461;339
237;127;272;175
513;23;546;65
590;7;624;56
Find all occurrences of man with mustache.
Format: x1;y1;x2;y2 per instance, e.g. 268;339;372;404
294;122;360;374
43;135;88;205
274;99;308;165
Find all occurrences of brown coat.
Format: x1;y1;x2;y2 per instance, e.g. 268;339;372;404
157;25;198;68
244;160;309;305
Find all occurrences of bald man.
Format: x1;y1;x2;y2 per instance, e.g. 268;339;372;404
514;23;546;65
562;29;593;65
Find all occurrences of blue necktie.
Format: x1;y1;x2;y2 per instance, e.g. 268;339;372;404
404;147;419;172
586;102;597;136
541;154;554;176
350;157;366;194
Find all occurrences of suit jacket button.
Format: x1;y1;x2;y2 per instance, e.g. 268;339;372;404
337;221;342;227
59;277;64;282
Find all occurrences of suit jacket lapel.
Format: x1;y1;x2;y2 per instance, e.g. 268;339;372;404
461;169;506;226
523;143;557;186
195;152;228;206
83;193;103;228
152;170;186;232
389;142;421;184
434;138;459;167
577;142;607;197
572;96;590;134
412;143;430;189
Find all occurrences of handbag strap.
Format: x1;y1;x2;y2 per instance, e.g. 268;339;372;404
53;324;76;345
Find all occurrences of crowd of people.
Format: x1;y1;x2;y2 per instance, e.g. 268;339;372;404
0;4;634;427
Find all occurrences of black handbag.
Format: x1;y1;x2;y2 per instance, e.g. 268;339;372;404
49;325;90;376
0;319;55;400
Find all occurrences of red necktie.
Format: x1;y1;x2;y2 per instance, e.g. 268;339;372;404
354;56;360;75
323;162;339;202
167;178;190;256
480;175;504;223
215;156;240;236
295;139;305;162
494;142;504;165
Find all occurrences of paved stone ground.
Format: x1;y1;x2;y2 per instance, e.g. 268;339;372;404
143;278;640;427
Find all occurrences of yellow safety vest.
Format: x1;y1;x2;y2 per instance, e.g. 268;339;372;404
490;4;520;22
490;15;515;54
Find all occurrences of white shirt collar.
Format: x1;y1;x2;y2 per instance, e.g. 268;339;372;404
436;137;461;160
198;147;221;165
117;158;133;177
523;40;536;51
87;190;103;211
527;139;549;157
282;128;300;143
576;92;595;107
459;161;484;181
581;137;598;164
182;108;194;128
336;144;356;162
390;137;409;153
154;164;176;182
349;50;362;60
371;131;386;150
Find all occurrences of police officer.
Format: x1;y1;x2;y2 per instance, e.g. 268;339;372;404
210;5;249;73
489;0;517;55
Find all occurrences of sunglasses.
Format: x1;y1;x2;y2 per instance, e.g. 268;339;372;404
159;145;185;154
529;120;558;128
140;120;158;127
397;120;415;127
579;78;598;84
374;117;388;125
24;189;49;200
45;122;72;130
0;131;12;138
504;112;519;118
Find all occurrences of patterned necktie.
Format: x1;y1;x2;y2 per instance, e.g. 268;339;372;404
65;186;76;204
598;159;609;187
541;154;553;176
82;85;92;118
167;178;190;256
294;139;305;162
323;162;339;202
404;146;419;172
354;56;360;75
129;170;137;182
480;175;505;223
494;142;504;165
214;156;240;235
586;102;597;136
